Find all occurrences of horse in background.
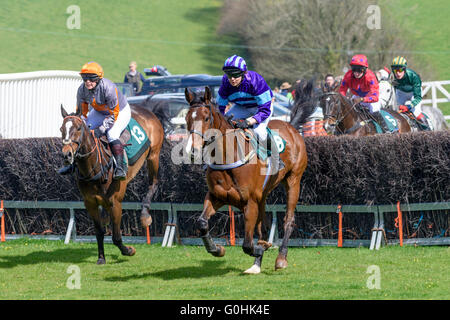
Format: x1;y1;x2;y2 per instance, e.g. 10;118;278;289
59;105;164;264
184;87;308;274
318;91;411;136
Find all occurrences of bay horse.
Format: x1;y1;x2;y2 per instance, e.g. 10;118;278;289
319;91;411;136
59;105;164;264
184;87;308;274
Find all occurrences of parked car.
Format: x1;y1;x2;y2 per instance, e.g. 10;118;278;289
139;74;222;97
130;92;292;142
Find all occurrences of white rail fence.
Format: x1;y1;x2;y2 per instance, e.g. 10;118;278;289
0;71;82;139
421;81;450;120
0;72;449;139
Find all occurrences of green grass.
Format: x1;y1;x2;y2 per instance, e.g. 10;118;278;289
0;0;244;81
0;239;449;300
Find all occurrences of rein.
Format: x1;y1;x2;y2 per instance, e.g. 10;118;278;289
321;92;361;134
187;103;255;169
62;115;111;182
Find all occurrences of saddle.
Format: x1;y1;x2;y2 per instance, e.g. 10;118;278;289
244;127;286;161
356;106;399;133
400;111;431;131
92;118;150;183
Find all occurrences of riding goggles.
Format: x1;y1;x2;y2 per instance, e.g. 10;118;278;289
392;67;406;73
81;74;100;82
224;69;244;79
351;66;365;73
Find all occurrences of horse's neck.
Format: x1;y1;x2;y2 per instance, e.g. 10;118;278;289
77;129;104;174
209;110;252;165
340;97;361;129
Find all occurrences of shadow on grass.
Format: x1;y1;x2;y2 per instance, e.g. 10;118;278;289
104;259;241;282
0;248;98;268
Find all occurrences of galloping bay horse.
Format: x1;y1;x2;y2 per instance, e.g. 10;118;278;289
184;87;308;274
320;91;411;136
60;105;164;264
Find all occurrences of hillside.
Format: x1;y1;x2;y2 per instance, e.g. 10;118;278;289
0;0;448;83
0;0;243;81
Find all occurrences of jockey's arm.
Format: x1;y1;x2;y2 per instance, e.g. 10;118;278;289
250;89;272;124
410;74;423;107
362;75;379;103
339;74;351;97
216;93;228;115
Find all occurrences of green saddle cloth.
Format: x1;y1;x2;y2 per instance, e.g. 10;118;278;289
375;110;399;133
245;127;286;161
121;118;150;166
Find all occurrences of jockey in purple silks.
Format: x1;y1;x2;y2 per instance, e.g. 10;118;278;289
216;55;284;170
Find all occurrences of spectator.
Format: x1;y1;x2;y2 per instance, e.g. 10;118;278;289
280;82;293;102
324;74;336;90
124;61;146;94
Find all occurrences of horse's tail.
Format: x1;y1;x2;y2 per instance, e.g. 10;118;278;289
132;98;173;134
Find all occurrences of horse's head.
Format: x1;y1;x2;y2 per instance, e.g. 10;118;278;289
319;92;342;135
184;87;219;159
60;105;90;166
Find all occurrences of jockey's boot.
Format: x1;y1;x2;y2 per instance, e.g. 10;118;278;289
265;136;285;171
416;113;430;131
373;111;390;133
110;140;127;180
58;164;74;175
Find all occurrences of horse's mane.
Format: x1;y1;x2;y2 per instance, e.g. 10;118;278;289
188;90;232;128
289;78;317;129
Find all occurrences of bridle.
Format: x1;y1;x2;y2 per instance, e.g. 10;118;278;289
62;115;108;181
188;103;217;147
320;92;360;134
62;116;97;159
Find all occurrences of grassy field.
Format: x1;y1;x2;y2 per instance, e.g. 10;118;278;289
0;239;448;300
0;0;244;81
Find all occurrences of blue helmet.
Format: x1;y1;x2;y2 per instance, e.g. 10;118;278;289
223;55;247;72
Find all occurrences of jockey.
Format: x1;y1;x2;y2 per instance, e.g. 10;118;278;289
58;61;131;180
391;56;429;130
339;54;389;132
217;55;284;170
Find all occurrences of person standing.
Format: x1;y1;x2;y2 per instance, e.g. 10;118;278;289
124;61;146;94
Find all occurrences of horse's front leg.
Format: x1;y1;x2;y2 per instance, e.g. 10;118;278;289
242;200;270;274
275;178;300;270
197;192;225;257
110;201;136;257
85;201;106;264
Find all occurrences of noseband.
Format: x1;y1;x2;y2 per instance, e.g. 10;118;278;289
188;103;216;146
320;92;342;123
62;116;96;159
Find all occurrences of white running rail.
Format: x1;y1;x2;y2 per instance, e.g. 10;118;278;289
0;70;82;138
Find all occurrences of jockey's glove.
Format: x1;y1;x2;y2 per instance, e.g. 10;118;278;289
399;105;410;113
352;97;364;105
233;119;250;129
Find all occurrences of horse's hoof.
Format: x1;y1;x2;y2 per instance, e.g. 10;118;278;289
125;246;136;256
140;214;152;227
275;257;288;270
243;264;261;274
97;258;106;265
211;245;225;257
